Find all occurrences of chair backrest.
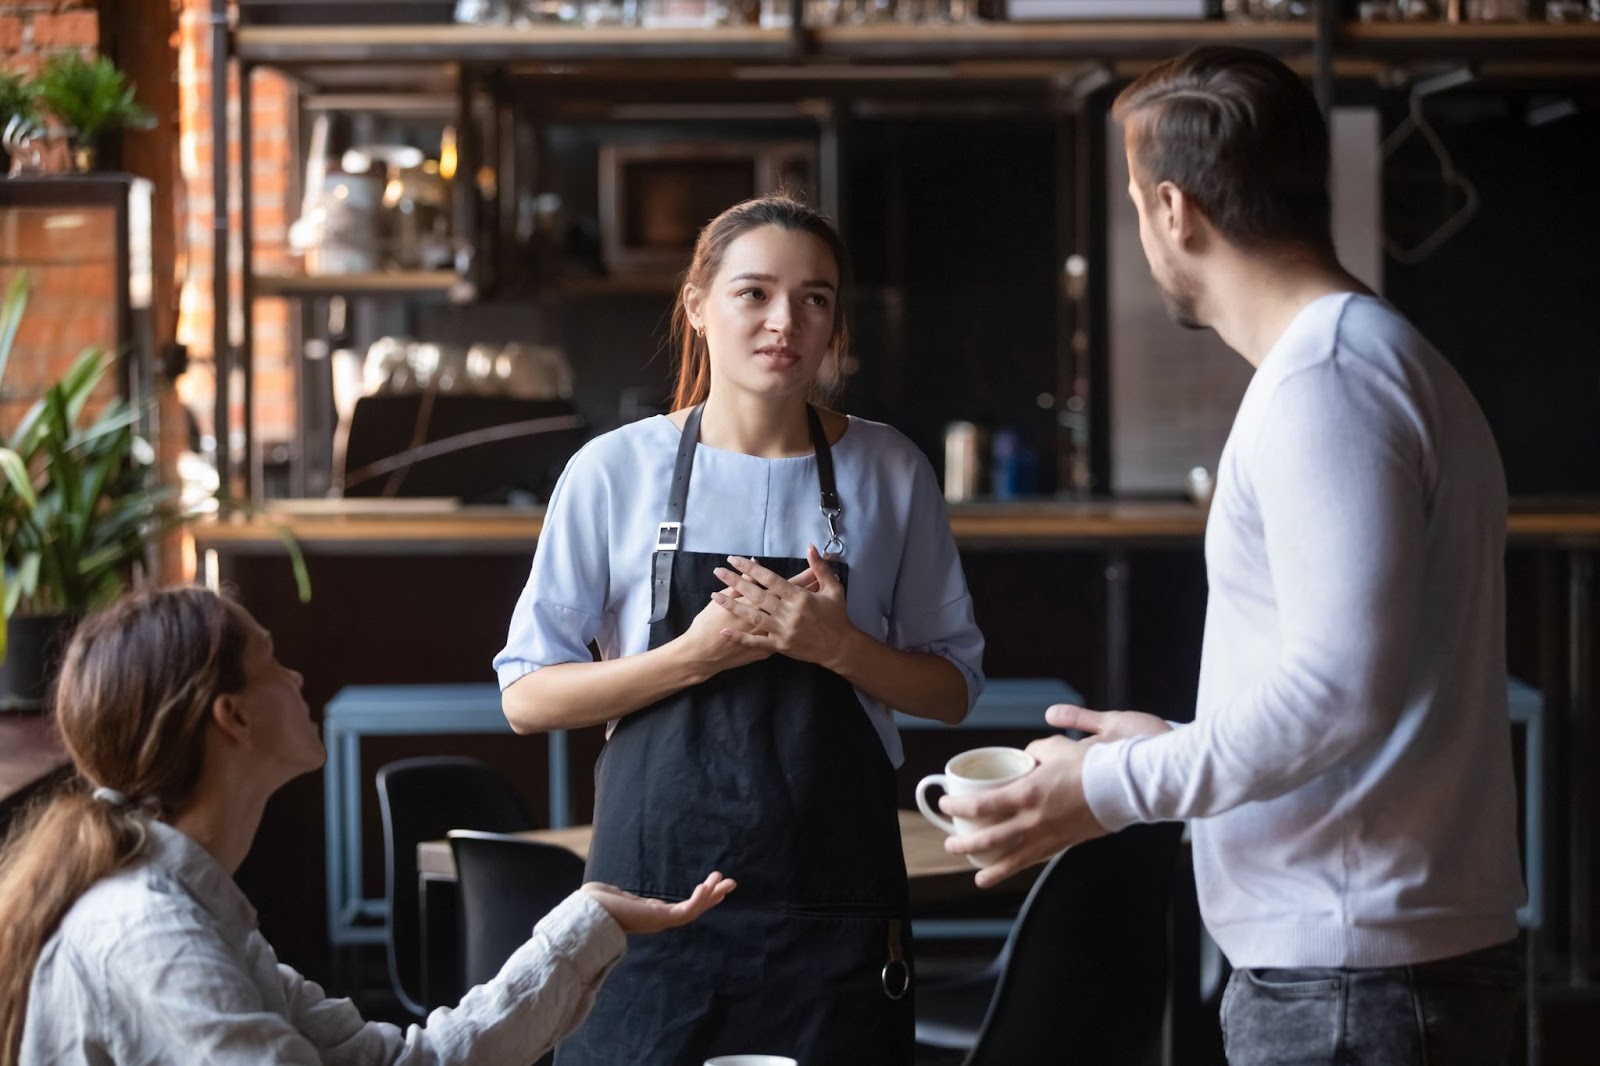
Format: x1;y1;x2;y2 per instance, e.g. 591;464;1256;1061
967;821;1185;1066
448;830;588;988
376;756;530;1016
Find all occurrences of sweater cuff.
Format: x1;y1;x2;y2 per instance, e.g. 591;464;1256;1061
1081;740;1143;833
532;891;627;978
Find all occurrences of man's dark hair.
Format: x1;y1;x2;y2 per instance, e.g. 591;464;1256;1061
1114;46;1333;254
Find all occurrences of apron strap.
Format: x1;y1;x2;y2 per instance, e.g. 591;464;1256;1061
806;405;844;558
651;404;705;623
650;404;842;623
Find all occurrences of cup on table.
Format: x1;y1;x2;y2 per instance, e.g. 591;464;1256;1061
705;1057;798;1066
915;746;1037;868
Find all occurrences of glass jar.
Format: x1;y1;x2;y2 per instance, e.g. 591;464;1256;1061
1227;0;1311;20
639;0;717;26
454;0;512;23
1543;0;1588;20
1465;0;1528;20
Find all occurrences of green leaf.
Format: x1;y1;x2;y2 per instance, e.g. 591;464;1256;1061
40;390;81;517
59;346;113;425
7;552;40;616
36;52;153;142
0;263;174;618
275;524;312;605
0;447;35;509
4;565;23;619
0;272;29;388
7;393;47;457
69;405;139;457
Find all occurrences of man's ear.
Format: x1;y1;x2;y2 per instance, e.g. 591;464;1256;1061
1155;180;1189;245
1158;181;1209;253
210;693;251;746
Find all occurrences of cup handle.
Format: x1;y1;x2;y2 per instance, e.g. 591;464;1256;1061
915;775;958;835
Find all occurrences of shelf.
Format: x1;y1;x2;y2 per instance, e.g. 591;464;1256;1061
813;20;1314;61
236;24;794;66
1341;21;1600;61
253;271;474;301
187;499;1600;553
237;20;1600;73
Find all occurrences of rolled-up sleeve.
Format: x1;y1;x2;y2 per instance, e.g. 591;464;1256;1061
887;452;985;716
494;444;610;689
299;890;626;1066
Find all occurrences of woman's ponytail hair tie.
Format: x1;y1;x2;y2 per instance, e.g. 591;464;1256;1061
91;786;131;808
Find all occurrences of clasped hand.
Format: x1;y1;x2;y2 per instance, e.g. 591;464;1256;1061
710;547;855;668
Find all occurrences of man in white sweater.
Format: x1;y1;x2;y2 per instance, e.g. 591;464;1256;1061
942;47;1525;1065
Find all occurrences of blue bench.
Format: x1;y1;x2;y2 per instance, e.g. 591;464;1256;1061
322;676;1084;947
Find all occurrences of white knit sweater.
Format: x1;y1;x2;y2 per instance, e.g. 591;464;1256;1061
1082;293;1524;968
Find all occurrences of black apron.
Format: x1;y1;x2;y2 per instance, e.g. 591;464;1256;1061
557;405;914;1066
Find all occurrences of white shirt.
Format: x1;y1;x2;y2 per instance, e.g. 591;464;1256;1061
22;819;626;1065
1082;293;1524;968
494;414;985;766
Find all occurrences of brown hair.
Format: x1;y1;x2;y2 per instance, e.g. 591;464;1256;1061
0;586;248;1065
1113;46;1334;255
670;194;852;410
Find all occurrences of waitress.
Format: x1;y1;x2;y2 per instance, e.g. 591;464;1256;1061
494;195;984;1066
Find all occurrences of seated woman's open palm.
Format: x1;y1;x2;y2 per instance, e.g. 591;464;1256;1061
581;872;736;934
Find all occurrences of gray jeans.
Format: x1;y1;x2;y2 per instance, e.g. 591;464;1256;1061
1221;939;1522;1066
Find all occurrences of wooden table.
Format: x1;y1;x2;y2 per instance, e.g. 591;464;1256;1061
415;810;1032;1006
419;809;1029;910
0;714;69;813
324;678;1073;949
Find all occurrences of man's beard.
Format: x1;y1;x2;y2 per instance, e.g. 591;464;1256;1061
1156;272;1205;332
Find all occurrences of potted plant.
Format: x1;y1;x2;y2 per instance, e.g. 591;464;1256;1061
0;273;177;709
0;71;38;174
34;53;154;173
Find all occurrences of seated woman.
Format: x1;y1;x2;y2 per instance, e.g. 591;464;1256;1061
0;586;734;1066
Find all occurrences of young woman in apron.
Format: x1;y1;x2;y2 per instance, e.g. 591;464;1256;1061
495;195;984;1066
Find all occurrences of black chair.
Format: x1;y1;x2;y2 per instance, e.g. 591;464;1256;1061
375;756;531;1017
448;830;587;986
915;822;1185;1066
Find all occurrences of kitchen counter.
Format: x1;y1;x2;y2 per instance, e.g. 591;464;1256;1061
189;497;1600;555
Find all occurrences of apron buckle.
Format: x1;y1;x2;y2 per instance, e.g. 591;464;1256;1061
822;508;844;559
882;919;910;1000
657;522;682;551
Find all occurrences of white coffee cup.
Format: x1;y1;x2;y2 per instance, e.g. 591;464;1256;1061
915;746;1037;868
704;1057;798;1066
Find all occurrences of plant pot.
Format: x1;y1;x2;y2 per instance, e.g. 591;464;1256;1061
0;613;77;712
70;142;95;173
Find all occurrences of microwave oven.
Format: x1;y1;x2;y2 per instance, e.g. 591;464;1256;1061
598;140;818;277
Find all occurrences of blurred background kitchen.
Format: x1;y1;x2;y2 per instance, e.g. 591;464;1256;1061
2;2;1599;1063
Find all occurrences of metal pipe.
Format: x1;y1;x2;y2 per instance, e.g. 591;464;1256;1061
1313;0;1337;116
209;0;232;504
1569;550;1595;986
240;64;258;503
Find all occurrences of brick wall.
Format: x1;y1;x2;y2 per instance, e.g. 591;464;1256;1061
0;205;118;433
0;1;104;436
0;0;97;79
0;0;295;468
175;0;295;456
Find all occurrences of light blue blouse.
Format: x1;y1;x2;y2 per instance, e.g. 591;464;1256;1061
494;414;985;766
